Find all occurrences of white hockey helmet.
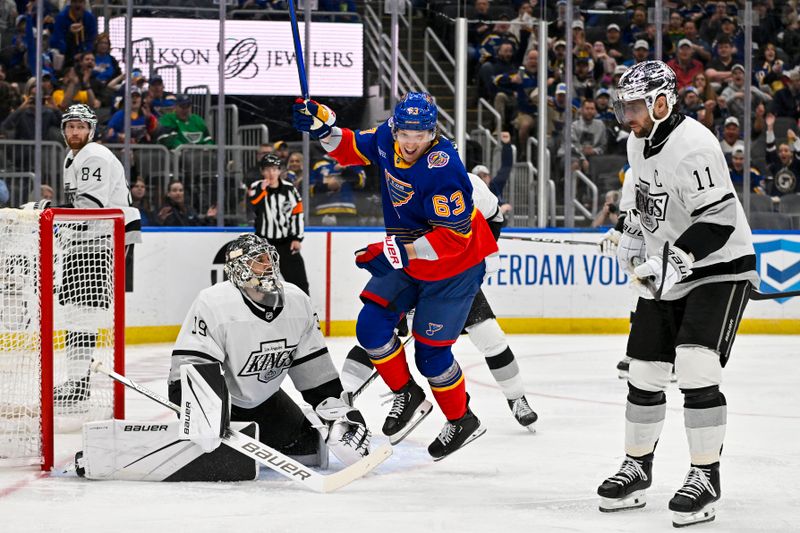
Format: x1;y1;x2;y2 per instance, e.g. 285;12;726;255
224;234;283;299
61;104;98;144
613;60;677;130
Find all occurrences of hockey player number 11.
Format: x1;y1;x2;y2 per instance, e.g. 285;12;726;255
432;191;466;217
693;167;714;191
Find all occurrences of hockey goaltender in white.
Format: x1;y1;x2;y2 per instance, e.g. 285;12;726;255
76;235;372;481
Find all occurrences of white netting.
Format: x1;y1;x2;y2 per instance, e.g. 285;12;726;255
0;209;119;467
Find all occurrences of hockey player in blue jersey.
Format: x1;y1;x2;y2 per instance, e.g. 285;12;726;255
293;92;498;459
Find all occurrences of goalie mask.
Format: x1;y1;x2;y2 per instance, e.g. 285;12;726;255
61;103;98;144
613;60;677;136
224;235;283;300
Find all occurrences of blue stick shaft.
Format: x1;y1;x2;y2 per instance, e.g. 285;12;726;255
287;0;309;99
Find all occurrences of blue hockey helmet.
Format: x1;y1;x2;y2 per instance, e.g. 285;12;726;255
392;92;438;132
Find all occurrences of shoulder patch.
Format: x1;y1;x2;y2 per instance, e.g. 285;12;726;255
360;127;377;135
427;151;450;169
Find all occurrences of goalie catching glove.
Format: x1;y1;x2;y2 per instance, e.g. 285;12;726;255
315;392;371;466
355;235;410;277
633;244;693;298
293;98;337;140
178;362;230;453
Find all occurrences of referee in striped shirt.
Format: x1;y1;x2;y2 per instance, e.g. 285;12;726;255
247;153;309;294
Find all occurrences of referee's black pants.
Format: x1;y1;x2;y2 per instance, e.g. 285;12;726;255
274;242;309;295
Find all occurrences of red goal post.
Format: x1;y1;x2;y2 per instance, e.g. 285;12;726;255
0;208;126;471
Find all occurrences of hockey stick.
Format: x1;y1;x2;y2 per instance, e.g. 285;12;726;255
750;289;800;301
653;242;670;302
499;235;599;246
351;335;414;402
286;0;309;99
90;361;392;493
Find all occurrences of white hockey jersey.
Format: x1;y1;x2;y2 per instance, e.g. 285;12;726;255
468;172;503;223
627;115;759;300
168;281;340;409
63;142;141;244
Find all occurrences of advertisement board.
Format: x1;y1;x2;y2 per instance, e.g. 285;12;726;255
100;17;363;96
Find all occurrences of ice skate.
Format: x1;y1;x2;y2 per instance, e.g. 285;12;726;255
428;408;485;461
617;357;631;379
669;463;720;528
382;380;432;445
597;454;653;512
508;396;537;432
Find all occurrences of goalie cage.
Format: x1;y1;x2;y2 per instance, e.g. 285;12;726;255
0;208;125;470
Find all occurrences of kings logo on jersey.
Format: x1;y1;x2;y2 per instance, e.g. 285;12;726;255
635;178;669;232
238;339;298;383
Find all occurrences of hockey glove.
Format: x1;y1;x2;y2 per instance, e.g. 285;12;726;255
316;392;371;466
633;245;693;299
293;98;336;140
354;235;409;277
21;199;52;210
599;228;621;256
616;210;646;275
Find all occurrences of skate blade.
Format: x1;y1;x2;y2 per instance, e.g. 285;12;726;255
387;400;433;445
672;506;716;528
432;426;487;462
523;423;536;434
617;370;629;380
599;490;647;513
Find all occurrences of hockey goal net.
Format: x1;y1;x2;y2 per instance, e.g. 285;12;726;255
0;208;125;470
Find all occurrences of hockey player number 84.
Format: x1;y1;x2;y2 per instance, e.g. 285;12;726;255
432;191;466;217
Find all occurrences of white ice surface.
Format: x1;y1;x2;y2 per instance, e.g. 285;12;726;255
1;335;798;533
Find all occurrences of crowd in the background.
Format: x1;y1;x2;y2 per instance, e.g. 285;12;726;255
459;0;800;216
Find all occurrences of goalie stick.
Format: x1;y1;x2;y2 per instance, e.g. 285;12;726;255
351;335;414;402
499;235;599;246
90;361;392;493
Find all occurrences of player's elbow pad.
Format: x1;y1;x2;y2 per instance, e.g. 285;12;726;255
321;127;343;151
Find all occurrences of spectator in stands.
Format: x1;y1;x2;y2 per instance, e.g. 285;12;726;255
594;88;615;124
705;36;735;84
472;131;513;215
678;0;705;24
105;86;157;144
720;64;772;125
41;184;55;201
571;19;592;62
50;0;96;68
714;16;744;63
92;32;120;85
547;82;576;148
157;94;212;149
591;41;617;83
604;23;630;63
76;51;113;109
479;40;517;100
273;140;290;163
728;145;763;197
772;68;800;121
308;154;365;223
754;43;785;96
719;116;742;155
623;5;648;45
468;0;493;63
668;39;705;90
679;86;704;120
700;1;729;43
666;11;686;50
131;177;157;226
53;64;101;111
682;18;712;65
285;150;303;186
591;189;621;228
479;17;520;66
502;48;540;148
571;57;596;100
509;1;534;50
1;78;61;141
157;179;216;226
782;10;800;60
548;40;567;86
624;40;650;67
146;76;174;118
568;99;607;173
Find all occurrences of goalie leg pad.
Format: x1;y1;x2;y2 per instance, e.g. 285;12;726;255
78;419;258;481
179;362;230;453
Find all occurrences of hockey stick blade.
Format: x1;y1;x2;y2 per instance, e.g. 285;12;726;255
499;235;598;246
90;361;392;493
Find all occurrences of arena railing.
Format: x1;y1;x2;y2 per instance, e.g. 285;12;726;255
0;141;66;204
0;172;36;207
